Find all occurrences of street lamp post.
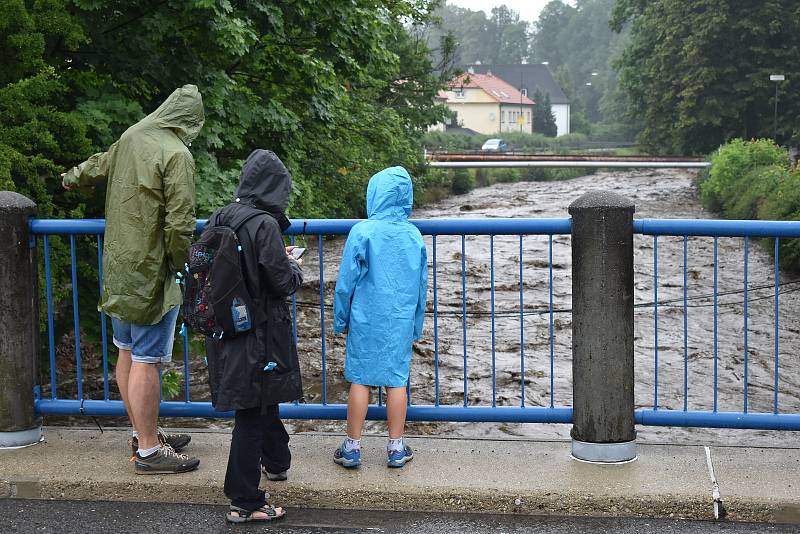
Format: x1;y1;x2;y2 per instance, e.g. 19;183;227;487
770;74;785;142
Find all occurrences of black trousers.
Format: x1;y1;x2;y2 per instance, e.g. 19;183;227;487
224;404;291;510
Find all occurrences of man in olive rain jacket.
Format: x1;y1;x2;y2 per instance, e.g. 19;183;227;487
62;84;204;474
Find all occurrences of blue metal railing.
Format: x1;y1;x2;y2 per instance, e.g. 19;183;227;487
31;217;573;424
30;217;800;430
634;218;800;430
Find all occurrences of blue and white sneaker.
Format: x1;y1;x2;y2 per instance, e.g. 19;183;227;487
387;445;413;468
333;445;361;468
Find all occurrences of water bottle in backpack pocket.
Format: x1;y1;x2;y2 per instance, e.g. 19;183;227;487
231;296;251;333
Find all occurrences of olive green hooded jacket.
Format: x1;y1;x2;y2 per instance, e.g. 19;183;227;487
63;84;204;324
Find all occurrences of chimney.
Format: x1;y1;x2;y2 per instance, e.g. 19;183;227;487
467;66;474;74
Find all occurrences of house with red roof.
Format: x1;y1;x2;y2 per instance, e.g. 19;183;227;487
440;70;535;135
468;63;571;136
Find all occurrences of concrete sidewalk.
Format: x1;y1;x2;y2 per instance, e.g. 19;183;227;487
1;428;798;524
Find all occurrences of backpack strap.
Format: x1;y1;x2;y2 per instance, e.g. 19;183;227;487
231;209;268;235
225;207;270;326
210;205;268;236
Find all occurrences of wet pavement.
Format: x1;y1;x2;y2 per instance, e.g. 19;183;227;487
0;499;796;533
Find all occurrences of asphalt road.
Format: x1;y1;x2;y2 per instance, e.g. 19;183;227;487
0;500;796;533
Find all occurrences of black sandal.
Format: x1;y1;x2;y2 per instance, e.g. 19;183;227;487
226;504;285;523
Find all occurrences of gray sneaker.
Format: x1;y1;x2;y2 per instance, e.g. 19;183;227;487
134;445;200;475
129;428;192;456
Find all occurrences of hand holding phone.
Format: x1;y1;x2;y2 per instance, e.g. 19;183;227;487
291;247;307;260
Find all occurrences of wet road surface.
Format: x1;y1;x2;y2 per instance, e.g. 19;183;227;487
1;499;795;533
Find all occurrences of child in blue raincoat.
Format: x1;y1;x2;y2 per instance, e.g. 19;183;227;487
332;166;428;468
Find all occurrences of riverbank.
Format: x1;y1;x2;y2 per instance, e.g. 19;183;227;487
1;427;798;524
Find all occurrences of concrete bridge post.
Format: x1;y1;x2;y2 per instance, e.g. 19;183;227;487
568;190;636;463
0;192;42;448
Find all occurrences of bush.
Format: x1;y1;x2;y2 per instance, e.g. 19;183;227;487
450;168;475;194
699;139;800;271
725;164;785;220
554;133;590;148
414;167;452;206
700;138;788;210
520;167;549;181
502;132;554;151
493;168;522;183
474;168;490;187
421;131;483;152
758;167;800;221
589;122;639;143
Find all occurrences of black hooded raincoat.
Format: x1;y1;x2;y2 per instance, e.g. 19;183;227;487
205;150;303;412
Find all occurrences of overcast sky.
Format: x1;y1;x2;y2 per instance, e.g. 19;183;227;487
447;0;575;24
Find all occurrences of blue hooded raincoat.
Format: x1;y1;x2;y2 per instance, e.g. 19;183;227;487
333;167;428;387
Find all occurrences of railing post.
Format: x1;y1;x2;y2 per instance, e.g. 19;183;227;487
568;190;636;463
0;192;42;448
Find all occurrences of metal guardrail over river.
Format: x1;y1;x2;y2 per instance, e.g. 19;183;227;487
1;190;798;461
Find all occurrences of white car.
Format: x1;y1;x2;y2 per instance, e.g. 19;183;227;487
481;138;508;152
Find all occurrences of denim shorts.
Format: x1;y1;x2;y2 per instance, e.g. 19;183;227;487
112;306;180;364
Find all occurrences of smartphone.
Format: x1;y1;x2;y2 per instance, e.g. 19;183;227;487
291;247;307;260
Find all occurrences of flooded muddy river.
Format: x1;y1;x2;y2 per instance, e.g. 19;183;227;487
288;169;800;446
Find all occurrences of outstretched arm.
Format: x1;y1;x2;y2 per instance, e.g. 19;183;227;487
62;145;115;189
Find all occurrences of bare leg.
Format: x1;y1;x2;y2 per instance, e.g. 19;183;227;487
345;384;370;440
115;349;137;433
128;362;161;450
385;387;407;439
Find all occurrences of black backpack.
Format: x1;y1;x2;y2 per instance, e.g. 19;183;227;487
181;209;265;339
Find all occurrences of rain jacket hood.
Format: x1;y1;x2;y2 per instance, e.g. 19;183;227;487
142;84;205;145
366;166;413;221
333;166;428;387
234;149;292;214
217;149;292;233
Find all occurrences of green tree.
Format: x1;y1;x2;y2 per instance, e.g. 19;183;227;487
611;0;800;153
532;90;558;137
2;0;455;217
487;6;530;64
529;0;576;66
530;0;632;133
1;0;456;363
425;4;489;65
0;0;91;213
427;3;529;66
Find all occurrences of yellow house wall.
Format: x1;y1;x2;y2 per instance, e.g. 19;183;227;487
448;102;502;134
499;104;534;134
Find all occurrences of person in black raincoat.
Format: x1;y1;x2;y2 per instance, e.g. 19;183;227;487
204;149;303;523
